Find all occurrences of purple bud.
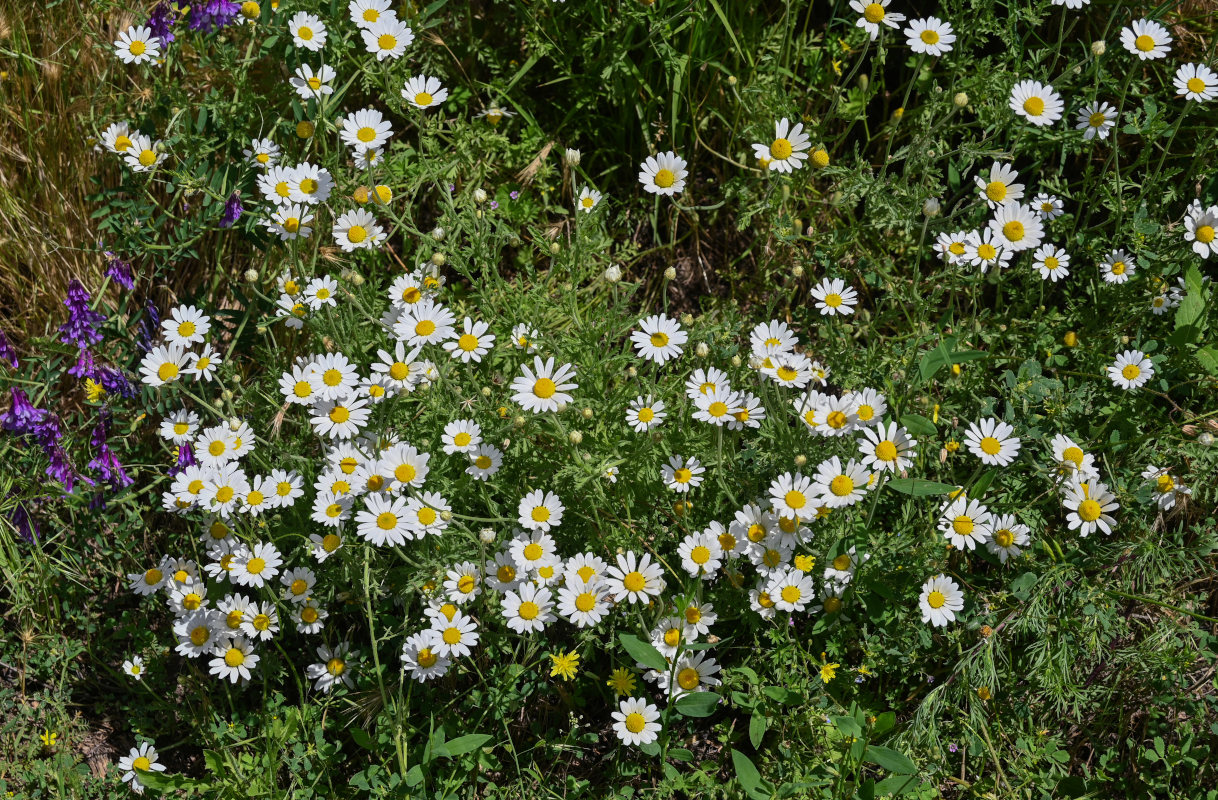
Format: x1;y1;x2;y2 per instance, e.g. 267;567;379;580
0;329;16;369
219;191;243;228
104;254;136;291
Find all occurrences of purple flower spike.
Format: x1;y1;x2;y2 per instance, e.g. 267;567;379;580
57;280;106;349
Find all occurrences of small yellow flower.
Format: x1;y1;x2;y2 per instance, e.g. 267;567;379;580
84;378;106;402
607;668;636;696
39;730;58;749
857;664;873;676
549;650;580;681
951;363;963;376
945;440;960;453
820;662;839;683
977;686;992;700
793;554;816;573
932;403;940;424
831;59;843;76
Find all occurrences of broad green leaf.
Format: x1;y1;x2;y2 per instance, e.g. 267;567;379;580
619;633;668;672
872;711;897;737
351;727;375;751
899;414;937;437
971;470;997;497
668;747;694;762
830;715;863;737
874;774;922;795
886;478;957;496
864;744;918;774
749;713;768;748
732;749;769;800
1195;346;1218;376
437;733;492;758
675;691;721;717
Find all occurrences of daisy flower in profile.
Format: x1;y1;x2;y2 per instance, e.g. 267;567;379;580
510;323;539;353
307;643;355;693
638;151;688;196
1062;478;1118;536
678;531;723;578
857;422;917;472
1032;193;1063;221
267;203;314;241
341;108;393;151
612;698;662;746
975;162;1024;209
905;17;954;56
964;228;1013;273
363;17;413;60
811;278;858;316
662;454;705;493
118;742;167;793
1051;0;1089;6
964;417;1021;466
1174;63;1217;102
626;395;666;432
767;567;816;612
987;514;1030;563
1033;244;1070;282
432;612;479;658
1141;465;1191;511
511;356;577;413
632;314;688;364
402;75;448;109
333;209;385;252
209;636;258;683
850;0;905;40
442;317;495;363
401;631;450;683
243;137;281;168
290;63;335;100
289;12;326;50
935;230;971;264
990;202;1044;252
1075;101;1118;140
1120;19;1171;61
1107;349;1153;390
502;583;555;634
811;456;872;508
125;134;165;172
1100;249;1135;284
1184;203;1218;258
1009;80;1064;126
576;186;603;213
938;496;993;550
123;656;145;680
518;489;564;532
752;118;810;173
605;551;666;604
919;574;964;627
139;344;188;387
476;105;516;125
114;25;160;64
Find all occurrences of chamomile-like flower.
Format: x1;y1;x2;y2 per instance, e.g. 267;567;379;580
289;12;327;50
355;492;411;546
518;489;565;532
904;16;954;55
401;631;450;682
964;228;1013;273
811;278;858;316
1032;193;1064;221
557;578;610;628
975;162;1024;209
857;422;917;472
767;567;816;612
631;314;687;364
510;323;539;352
441;418;481;454
307;643;355;692
1184;203;1218;259
362;17;413;60
210;636;259;683
850;0;905;40
919;574;963;627
638;151;688;196
1009;80;1064;126
341;108;393;152
677;531;723;578
605;551;666;604
290;63;336;100
1033;244;1070;282
811;456;872;508
1062;478;1118;536
1120;19;1171;61
402;75;448;108
442;317;495;363
612;697;662;746
1100;249;1136;283
662;454;705;493
118;742;167;793
1107;349;1153;390
751;118;810;173
431;612;478;657
1075;101;1118;140
938;497;993;550
1174;63;1217;102
986;514;1030;563
502;583;555;634
114;25;160;64
990;202;1044;252
626;395;666;432
964;418;1021;466
576;186;603;213
333;208;385;252
511;356;578;413
465;444;503;480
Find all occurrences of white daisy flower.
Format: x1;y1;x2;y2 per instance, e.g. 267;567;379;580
393;298;457;346
350;0;396;28
1100;248;1136;284
259;165;298;205
904;16;954;55
510;356;578;413
692;386;741;426
919;574;964;627
1174;63;1217;102
1031;193;1063;221
612;698;662;747
306;643;355;692
124;134;166;172
289;12;327;50
989;202;1044;252
510;323;539;352
442;418;482;454
1184;203;1218;259
604;551;666;604
289;63;336;100
341;108;393;151
857;421;917;472
850;0;905;40
404;491;450;537
631;313;688;364
576;186;603;213
362;17;413;60
1062;477;1119;536
355;492;411;546
677;531;724;578
1107;349;1153;390
938;497;993;550
638;150;688;196
118;742;167;793
266;203;314;241
963;228;1013;273
1120;19;1172;61
767;567;816;612
751;118;810;173
975;162;1024;209
288;162;334;204
662;454;705;493
401;631;450;682
811;277;858;316
1009;80;1064;126
986;514;1030;563
518;489;565;532
935;230;971;264
768;471;815;519
502;583;555;634
209;636;259;683
964;417;1021;466
333;208;386;252
430;613;479;658
230;542;283;588
1075;101;1118;140
811;456;872;508
1033;244;1070;282
465;444;503;480
114;25;160;64
556;579;610;628
242;137;281;168
402;74;448;108
626;395;666;432
442;317;495;362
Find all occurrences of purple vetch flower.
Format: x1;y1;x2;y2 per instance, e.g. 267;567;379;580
219;191;243;228
169;442;197;477
948;743;959;754
1;388;48;435
68;348;98;380
189;0;241;33
489;201;499;210
104;252;136;291
6;500;40;542
88;444;134;489
510;190;520;200
57;280;106;349
0;329;17;369
137;299;161;353
98;366;137;399
146;1;178;45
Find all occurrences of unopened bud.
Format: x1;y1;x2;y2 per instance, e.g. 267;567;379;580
564;148;581;166
794;454;807;467
681;313;694;326
811;149;830;168
792;264;804;278
695;342;709;358
626;366;638;378
604;264;622;282
730;355;742;367
953;92;969;107
473;188;488;203
221;389;235;402
1199;432;1215;447
512;415;526;428
923;197;941;217
479;528;496;544
440;510;453;522
243;269;259;283
581;407;593;419
549;242;560;254
431;226;446;242
350;273;365;286
663;266;677;281
1091;40;1106;56
1063;331;1078;347
568;430;583;445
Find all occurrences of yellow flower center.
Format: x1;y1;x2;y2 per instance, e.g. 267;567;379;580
637;407;655;422
458;333;479;352
824;596;842;613
298;178;318;195
1134;34;1155;52
952;516;974;535
224;648;245;667
875;440;898;461
1111;261;1126;275
995;529;1014;547
1077;499;1101;521
708;401;728;418
394;464;416;483
920;29;940;44
442;627;462;645
322;533;341;552
1187;77;1207;94
977;243;997;260
347;225;368;244
863;2;885;22
275;181;292;197
533;378;557;398
497;565;516;583
518;601;539;620
1043;256;1059;270
307;76;321;90
322;368;343;386
252;613;271;632
133;756;152;771
673;468;693;483
785;489;807;509
664;628;682;647
114;135;132;151
826;410;848;429
1002;221;1025;242
190;626;210;645
979;436;1002;455
415;91;434;106
1121;364;1141;381
246;557;266;574
417;648;437;667
677;668;701;690
685;606;702;624
1062;446;1084;466
653;168;676;188
781;585;802;603
376;512;397;530
1088;112;1108;128
530;505;551;523
130;40;146;56
581;197;595;208
378;34;397;50
292;380;311;398
301;607;319;623
417;507;436;525
575;592;597;612
475;455;492;469
215;487;234;503
776;365;798;382
625;712;647;733
297;25;313;40
457;575;476;594
327;658;345;676
769;138;793;160
622;572;646;593
927;590;946;609
1196;225;1215;244
143;568;163;585
157;362;179;381
829;476;854;497
649;331;669;348
690;545;711;565
1022;97;1045;116
329;406;350;424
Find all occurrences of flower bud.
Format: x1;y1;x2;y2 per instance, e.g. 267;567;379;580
243;269;259;283
695;342;709;358
295;120;314;139
1199;432;1215;447
792;264;804;278
350;273;365;286
473;188;488;204
431;226;446;242
1091;40;1106;56
663;266;677;281
479;528;496;544
811;149;830;168
440;510;453;522
581;407;593;419
481;386;492;397
727;75;737;86
953;92;968;107
730;355;742;367
353;186;370;204
626;366;638;378
564;148;581;166
568;430;583;445
794;454;807;467
221;389;235;402
923;197;941;217
513;415;526;428
373;184;392;204
604;264;622;282
681;313;694;326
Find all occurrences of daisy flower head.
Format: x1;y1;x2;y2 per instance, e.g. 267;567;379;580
692;385;741;426
1032;193;1064;221
518;489;564;532
309;532;343;562
850;0;905;40
1141;465;1191;511
987;514;1030;563
1050;434;1099;482
382;442;430;491
442;317;495;363
1107;349;1153;390
1009;80;1064;126
750;319;798;356
845;387;886;427
402;75;448;109
394;298;457;347
662;454;705;493
577;186;603;213
964;417;1021;466
310;394;371;440
811;456;872;508
431;612;479;658
612;698;662;747
289;12;327;50
350;0;395;27
333;208;385;252
476;105;517;125
502;583;555;634
975;162;1024;209
767;567;816;612
811;277;858;316
118;742;167;793
123;656;145;680
752;118;810;173
511;322;539;353
964;228;1014;273
557;578;610;628
823;547;868;585
290;63;336;100
259;165;298;205
341;108;393;151
1120;19;1172;61
404;491;450;537
289;162;334;204
280;566;317;605
243;137;281;168
632;313;688;364
729;392;766;430
172;608;218;656
989;202;1044;252
293;599;328;634
114;25;160;64
919;574;964;627
1100;249;1136;284
638;151;688;196
187;344;221;381
442;418;481;454
677;531;724;578
401;631;450;683
1174;63;1217;102
1062;477;1119;536
159;409;200;444
1149;293;1174;315
764;351;814;389
511;356;578;413
124;134;165;172
1033;244;1070;282
936;230;971;265
466;444;503;480
769;472;814;519
139;344;188;387
230;542;282;588
1184;203;1218;258
209;636;259;683
101;121;136;155
905;17;954;55
938;496;993;550
239;600;279;642
306;643;355;693
444;561;483;604
362;17;413;60
626;395;666;432
355;492;410;546
267;203;314;241
661;650;722;699
1051;0;1090;6
605;551;666;604
857;421;917;472
1075;101;1118;140
814;394;858;437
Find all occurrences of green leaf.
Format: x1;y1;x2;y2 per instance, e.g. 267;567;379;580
899;414;937;437
919;341;988;382
864;744;918;774
619;633;668;672
971;470;997;497
669;747;694;762
404;765;424;787
874;774;922;795
886;478;957;496
761;686;802;704
436;733;492;758
351;727;375;751
1175;293;1204;332
674;691;721;717
732;749;769;800
872;711;896;737
640;740;661;757
1195;346;1218;376
830;715;863;737
749;713;768;748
